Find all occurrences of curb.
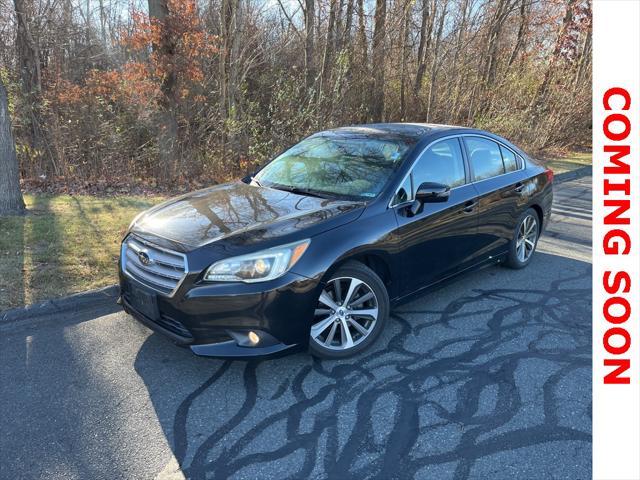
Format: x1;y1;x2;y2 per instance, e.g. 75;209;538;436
554;165;592;184
0;285;119;323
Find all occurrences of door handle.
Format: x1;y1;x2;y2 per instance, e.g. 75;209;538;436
463;200;477;213
513;182;525;193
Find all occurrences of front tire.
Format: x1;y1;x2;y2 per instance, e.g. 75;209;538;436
309;261;389;359
505;208;540;269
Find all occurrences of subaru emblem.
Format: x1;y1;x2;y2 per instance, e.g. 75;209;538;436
138;250;152;266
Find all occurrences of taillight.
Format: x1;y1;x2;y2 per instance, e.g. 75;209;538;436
545;168;554;183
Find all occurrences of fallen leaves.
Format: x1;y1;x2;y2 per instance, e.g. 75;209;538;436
20;174;221;197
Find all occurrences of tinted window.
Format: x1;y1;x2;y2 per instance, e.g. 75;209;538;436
500;145;518;172
412;139;466;189
465;137;505;181
255;135;414;200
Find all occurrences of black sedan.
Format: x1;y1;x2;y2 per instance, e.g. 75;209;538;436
118;123;553;358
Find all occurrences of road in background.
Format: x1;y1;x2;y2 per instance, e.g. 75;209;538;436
1;177;592;480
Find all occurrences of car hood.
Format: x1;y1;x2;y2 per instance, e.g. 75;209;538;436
130;181;365;250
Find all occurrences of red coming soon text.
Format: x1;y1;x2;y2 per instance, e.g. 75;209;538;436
602;87;633;384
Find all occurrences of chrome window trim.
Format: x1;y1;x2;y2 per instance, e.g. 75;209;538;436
121;234;189;297
388;133;526;208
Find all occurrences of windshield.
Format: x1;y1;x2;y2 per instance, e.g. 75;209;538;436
252;135;414;200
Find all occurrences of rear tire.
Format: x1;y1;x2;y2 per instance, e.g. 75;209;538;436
505;208;540;269
309;261;389;359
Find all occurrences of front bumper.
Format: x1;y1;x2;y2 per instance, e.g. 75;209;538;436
119;267;320;358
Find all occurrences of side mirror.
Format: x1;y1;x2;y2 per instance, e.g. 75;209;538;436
408;182;450;215
415;182;450;202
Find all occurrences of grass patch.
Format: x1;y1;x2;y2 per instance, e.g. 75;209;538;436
537;150;592;174
0;194;164;310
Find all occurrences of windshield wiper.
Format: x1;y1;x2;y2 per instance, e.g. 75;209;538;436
270;184;330;199
249;176;263;187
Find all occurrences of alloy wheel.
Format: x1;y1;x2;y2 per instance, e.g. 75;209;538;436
516;214;538;262
310;276;379;351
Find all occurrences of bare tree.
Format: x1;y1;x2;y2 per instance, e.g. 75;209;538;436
508;0;529;68
14;0;40;97
13;0;50;171
304;0;315;89
425;0;447;122
319;0;338;98
414;0;436;95
533;0;577;108
148;0;179;178
0;79;26;216
370;0;387;121
399;0;410;119
0;0;592;184
482;0;514;88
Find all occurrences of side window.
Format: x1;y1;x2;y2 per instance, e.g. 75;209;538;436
464;137;505;181
412;139;466;189
500;145;518;172
393;175;412;204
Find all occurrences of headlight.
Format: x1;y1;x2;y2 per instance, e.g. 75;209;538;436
203;239;310;283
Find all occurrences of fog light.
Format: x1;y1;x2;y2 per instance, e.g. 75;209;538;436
248;331;260;345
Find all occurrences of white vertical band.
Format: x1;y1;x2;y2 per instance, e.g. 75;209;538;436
593;1;640;479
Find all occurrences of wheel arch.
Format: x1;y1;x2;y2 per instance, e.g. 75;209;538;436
322;251;397;300
529;203;544;228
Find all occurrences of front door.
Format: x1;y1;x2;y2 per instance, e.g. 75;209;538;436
393;138;480;296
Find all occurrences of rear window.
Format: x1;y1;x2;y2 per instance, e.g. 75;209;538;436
464;137;505;181
500;145;519;172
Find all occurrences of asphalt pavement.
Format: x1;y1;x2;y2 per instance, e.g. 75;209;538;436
0;176;592;480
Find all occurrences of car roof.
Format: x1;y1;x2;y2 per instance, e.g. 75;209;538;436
316;123;473;142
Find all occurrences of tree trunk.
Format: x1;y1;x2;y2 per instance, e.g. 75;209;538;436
533;0;576;108
99;0;107;45
319;0;338;97
451;0;470;120
425;1;446;122
13;0;52;175
14;0;41;97
219;0;240;117
356;0;368;121
414;0;429;93
343;0;354;50
399;0;410;119
335;0;345;53
0;80;26;216
148;0;179;179
507;0;528;68
304;0;315;89
357;0;367;67
573;27;591;90
482;0;509;88
370;0;386;121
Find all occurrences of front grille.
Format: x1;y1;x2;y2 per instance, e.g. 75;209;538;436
122;235;187;295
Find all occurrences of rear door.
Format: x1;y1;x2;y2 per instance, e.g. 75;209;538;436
392;137;480;294
462;136;527;259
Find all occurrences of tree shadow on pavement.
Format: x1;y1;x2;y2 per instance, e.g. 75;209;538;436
0;209;25;309
0;195;69;310
0;294;130;479
134;252;592;480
